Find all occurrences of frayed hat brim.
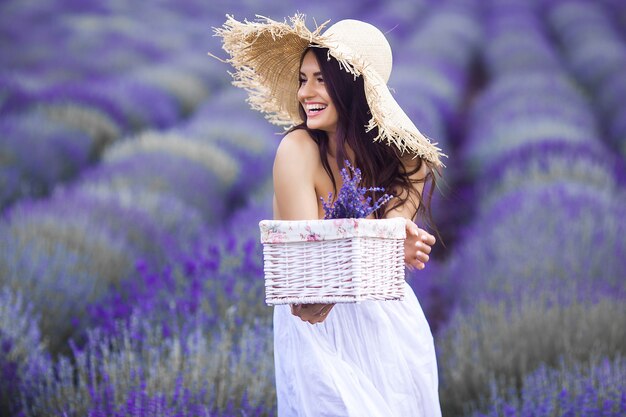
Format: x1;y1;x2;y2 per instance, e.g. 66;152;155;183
211;14;445;167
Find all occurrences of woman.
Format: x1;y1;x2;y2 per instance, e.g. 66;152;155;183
215;15;444;416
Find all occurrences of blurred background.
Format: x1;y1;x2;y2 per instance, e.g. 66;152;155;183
1;0;625;416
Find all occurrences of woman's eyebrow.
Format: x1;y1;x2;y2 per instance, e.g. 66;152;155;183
299;71;323;76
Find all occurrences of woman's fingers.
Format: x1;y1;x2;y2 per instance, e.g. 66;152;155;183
416;240;432;255
420;231;436;246
414;228;435;269
408;242;428;268
312;304;334;324
406;220;435;244
291;303;334;324
405;218;418;235
290;304;302;316
416;250;429;264
404;221;436;268
404;229;433;269
306;305;330;324
411;258;426;270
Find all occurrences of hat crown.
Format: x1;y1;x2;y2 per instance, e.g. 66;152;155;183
322;19;393;82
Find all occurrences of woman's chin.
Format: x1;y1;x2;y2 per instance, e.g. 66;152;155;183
306;120;321;130
306;120;335;133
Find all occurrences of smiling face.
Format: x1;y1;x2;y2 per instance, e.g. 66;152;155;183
297;49;339;135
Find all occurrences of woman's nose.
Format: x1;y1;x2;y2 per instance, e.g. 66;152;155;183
298;81;313;100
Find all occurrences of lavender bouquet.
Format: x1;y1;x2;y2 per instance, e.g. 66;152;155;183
261;160;406;304
321;160;393;219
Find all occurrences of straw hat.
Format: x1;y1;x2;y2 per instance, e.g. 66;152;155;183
212;14;444;167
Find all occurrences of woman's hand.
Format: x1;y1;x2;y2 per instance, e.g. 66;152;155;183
404;218;436;270
291;303;335;324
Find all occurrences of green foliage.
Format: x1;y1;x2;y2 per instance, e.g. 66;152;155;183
22;315;275;417
437;298;626;416
472;356;626;417
0;214;134;353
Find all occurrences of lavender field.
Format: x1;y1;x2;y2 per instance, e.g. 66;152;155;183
1;0;625;416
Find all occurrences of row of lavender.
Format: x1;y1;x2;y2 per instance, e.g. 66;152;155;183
548;0;626;157
1;1;625;417
0;0;235;210
433;1;626;416
0;0;449;212
0;2;280;407
0;89;278;415
0;0;478;415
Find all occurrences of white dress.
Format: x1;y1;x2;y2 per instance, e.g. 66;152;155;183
273;281;442;417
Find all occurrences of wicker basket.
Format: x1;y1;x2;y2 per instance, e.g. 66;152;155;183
259;217;406;305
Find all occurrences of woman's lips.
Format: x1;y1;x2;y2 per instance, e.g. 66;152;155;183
307;108;324;117
305;103;327;118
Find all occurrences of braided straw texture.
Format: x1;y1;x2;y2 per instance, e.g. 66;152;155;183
260;219;406;304
212;14;445;167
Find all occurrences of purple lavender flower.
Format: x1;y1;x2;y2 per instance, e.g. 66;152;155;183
548;1;626;89
34;82;130;131
129;62;210;115
360;2;426;42
466;357;626;417
387;79;447;147
175;116;277;200
597;72;626;124
443;182;626;310
0;287;52;416
474;141;626;214
0;72;35;113
0;199;136;353
406;260;454;334
86;199;270;341
437;298;626;417
0;111;95;210
321;160;392;219
23;312;275;417
547;1;626;151
481;7;561;78
91;76;181;130
80;151;232;225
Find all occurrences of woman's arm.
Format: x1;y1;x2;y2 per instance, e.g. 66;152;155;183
273;130;334;324
385;160;436;270
273;130;319;221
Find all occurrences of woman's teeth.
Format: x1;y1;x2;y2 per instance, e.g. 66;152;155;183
307;104;327;112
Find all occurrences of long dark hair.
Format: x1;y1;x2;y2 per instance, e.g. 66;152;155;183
290;47;436;226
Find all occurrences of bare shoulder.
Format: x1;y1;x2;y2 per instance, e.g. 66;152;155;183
273;129;321;220
275;129;319;159
274;129;320;175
